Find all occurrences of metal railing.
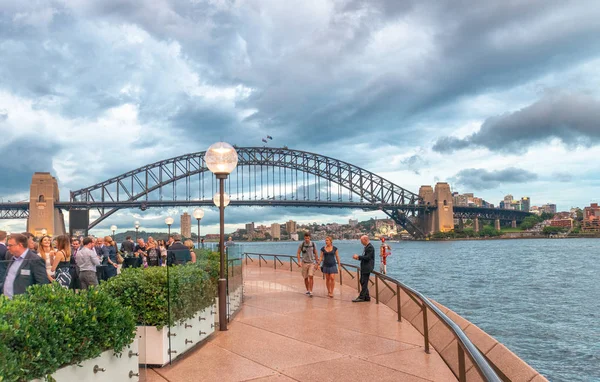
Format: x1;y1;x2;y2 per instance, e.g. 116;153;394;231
243;252;501;382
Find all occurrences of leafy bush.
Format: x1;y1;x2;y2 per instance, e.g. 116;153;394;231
100;264;216;329
0;283;136;382
194;248;220;281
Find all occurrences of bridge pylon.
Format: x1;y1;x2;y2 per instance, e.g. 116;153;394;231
28;172;66;237
433;183;454;233
418;186;435;235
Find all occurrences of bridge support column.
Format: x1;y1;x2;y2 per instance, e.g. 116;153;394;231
494;219;501;231
28;172;66;237
458;218;464;230
512;219;517;229
474;217;480;233
418;186;435;235
433;183;454;233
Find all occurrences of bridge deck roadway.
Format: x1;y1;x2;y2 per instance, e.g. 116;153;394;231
144;262;457;382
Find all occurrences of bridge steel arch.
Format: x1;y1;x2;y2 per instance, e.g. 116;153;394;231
70;147;429;237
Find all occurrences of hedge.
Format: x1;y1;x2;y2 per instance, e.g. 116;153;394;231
99;263;217;329
0;283;136;382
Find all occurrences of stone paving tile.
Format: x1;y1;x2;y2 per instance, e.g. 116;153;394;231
139;368;169;382
209;322;344;372
366;346;458;382
156;343;277;382
281;356;431;382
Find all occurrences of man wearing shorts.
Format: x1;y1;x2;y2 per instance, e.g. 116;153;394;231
297;232;318;297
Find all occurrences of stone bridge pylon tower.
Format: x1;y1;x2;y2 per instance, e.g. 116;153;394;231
28;172;66;236
418;182;455;235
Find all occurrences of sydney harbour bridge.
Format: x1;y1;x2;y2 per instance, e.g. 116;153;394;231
0;147;529;238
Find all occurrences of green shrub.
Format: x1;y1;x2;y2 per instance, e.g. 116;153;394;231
0;283;136;382
194;249;220;281
100;265;216;329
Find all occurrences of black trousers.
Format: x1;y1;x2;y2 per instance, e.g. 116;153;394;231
359;272;371;300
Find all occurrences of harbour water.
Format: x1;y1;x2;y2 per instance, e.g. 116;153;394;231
230;238;600;382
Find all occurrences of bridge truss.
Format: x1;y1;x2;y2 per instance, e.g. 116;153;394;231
70;147;429;237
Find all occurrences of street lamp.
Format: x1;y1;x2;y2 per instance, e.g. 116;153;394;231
41;228;47;236
165;216;174;236
206;141;238;331
212;192;230;208
193;208;205;247
110;225;117;239
134;221;140;241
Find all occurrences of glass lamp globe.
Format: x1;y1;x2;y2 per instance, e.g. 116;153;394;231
134;221;140;229
165;217;174;226
205;142;238;175
193;208;205;220
110;225;117;232
213;192;231;207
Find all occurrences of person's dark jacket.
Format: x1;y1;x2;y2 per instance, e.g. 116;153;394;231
95;245;110;265
120;240;135;253
166;241;191;266
358;243;375;273
0;250;49;296
0;243;10;282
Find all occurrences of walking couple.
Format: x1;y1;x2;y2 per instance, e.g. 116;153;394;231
296;233;374;302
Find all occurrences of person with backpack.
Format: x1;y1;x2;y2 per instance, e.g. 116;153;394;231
296;232;318;297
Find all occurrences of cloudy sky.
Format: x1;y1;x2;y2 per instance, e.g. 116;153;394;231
1;0;600;235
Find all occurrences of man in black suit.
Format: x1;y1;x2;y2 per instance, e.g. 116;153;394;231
1;233;49;298
120;236;135;254
0;230;10;282
352;235;375;302
166;234;191;266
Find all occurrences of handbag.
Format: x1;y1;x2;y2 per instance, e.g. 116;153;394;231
116;252;124;264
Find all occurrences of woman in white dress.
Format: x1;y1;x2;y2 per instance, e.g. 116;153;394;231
38;235;56;282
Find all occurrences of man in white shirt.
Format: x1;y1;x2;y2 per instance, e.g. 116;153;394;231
76;237;101;289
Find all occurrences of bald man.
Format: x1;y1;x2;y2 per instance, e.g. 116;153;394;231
352;235;375;302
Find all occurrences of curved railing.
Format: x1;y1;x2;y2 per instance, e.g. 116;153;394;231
243;252;501;382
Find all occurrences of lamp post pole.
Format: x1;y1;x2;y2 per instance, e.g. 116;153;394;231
193;208;204;248
134;221;140;241
206;142;238;332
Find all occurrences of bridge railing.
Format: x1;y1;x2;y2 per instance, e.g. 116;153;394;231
243;252;501;382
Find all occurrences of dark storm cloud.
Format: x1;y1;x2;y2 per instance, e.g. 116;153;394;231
400;155;429;175
0;137;61;195
433;92;600;153
553;172;573;183
450;168;538;191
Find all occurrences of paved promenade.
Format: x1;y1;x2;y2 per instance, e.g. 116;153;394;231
143;263;457;382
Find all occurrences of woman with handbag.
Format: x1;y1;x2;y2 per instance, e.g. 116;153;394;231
51;235;72;288
318;236;341;298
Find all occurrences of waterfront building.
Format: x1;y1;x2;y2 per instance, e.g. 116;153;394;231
285;220;297;234
550;218;573;228
582;203;600;232
541;203;557;214
270;223;281;240
349;219;358;226
180;212;191;238
521;197;531;212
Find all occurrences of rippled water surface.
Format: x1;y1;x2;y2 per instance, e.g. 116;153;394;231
233;238;600;382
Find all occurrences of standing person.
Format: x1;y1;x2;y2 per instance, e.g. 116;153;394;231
200;238;205;248
51;235;72;288
166;235;175;249
0;230;10;283
318;237;341;298
76;237;101;289
103;236;119;279
94;237;109;282
120;236;135;254
352;235;375;302
296;232;318;297
70;238;81;290
22;232;36;253
145;241;161;267
166;234;191;265
183;239;197;263
1;233;49;298
379;238;392;275
157;239;168;266
38;235;56;282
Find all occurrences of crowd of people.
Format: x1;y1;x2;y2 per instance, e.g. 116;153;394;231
0;230;195;299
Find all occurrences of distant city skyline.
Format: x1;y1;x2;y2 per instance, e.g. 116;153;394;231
1;1;599;234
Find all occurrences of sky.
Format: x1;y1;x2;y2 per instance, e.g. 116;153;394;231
1;0;600;235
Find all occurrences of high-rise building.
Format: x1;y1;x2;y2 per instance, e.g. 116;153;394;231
285;220;297;234
520;197;531;212
541;204;557;214
271;223;281;240
180;212;192;238
348;219;358;226
245;222;255;234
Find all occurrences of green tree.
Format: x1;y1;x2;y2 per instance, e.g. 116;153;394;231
540;212;555;220
543;226;564;235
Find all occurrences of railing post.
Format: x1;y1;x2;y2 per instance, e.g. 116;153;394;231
274;255;277;269
259;255;262;268
375;276;379;304
245;253;248;265
339;264;343;285
458;342;466;382
290;258;293;272
396;284;401;322
423;305;430;354
356;269;360;291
